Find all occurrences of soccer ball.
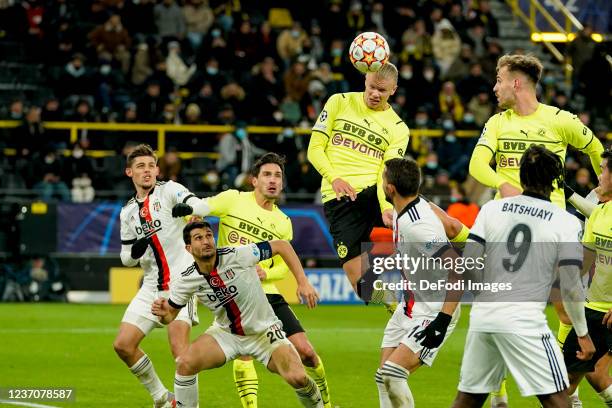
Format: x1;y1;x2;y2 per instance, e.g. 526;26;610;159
349;32;390;74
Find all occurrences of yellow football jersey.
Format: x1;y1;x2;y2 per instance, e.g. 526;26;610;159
308;92;409;211
583;201;612;313
206;190;292;294
476;103;603;208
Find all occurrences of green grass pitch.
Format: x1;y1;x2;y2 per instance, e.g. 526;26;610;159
0;304;605;407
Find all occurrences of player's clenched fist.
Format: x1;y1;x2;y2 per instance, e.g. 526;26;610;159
172;203;193;217
297;281;320;309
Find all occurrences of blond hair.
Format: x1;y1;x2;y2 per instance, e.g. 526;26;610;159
371;62;398;84
496;54;543;85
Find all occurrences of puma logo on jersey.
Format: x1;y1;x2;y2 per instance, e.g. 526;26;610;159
519;129;528;137
363;118;372;127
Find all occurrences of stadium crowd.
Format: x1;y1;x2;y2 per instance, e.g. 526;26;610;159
0;0;609;205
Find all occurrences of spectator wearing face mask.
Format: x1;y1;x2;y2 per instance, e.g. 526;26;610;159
277;22;308;67
88;14;132;73
438;81;464;123
216;124;266;189
467;88;494;127
64;142;95;203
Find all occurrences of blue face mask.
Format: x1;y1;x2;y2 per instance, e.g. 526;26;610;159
212;29;221;38
331;48;342;57
445;134;457;143
206;67;218;75
235;128;247;140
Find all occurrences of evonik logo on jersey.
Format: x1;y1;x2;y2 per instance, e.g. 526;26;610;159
136;219;162;236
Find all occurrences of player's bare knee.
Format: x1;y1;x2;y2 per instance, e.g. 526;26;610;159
294;342;317;367
176;354;198;376
113;337;135;360
285;369;309;389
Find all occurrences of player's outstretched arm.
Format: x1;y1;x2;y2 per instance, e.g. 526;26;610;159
151;298;180;325
564;184;597;218
172;198;211;218
268;240;319;308
559;264;595;361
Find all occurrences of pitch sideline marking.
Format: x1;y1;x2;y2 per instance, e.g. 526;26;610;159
0;400;60;408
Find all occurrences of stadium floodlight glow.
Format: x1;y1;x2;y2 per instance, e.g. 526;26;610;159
531;32;604;43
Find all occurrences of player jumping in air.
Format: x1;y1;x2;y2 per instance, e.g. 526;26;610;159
307;62;467;304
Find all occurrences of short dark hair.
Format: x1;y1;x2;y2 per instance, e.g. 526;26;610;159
250;152;286;178
385;158;421;197
183;221;213;244
519;145;564;195
496;54;543;85
602;148;612;172
127;144;157;167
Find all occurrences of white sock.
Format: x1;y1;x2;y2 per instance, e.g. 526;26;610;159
569;387;582;408
174;373;198;408
295;376;323;407
129;354;167;402
380;361;414;408
375;368;392;408
599;384;612;407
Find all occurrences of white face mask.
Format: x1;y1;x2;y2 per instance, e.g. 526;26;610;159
73;148;84;159
424;70;434;81
400;70;413;80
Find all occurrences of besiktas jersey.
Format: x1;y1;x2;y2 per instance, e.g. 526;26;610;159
466;192;583;334
169;242;282;336
120;181;198;291
393;197;455;318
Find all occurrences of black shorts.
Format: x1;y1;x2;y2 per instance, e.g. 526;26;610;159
323;185;384;265
266;294;304;337
563;307;612;372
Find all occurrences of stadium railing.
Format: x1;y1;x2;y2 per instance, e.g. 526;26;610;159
0;120;485;157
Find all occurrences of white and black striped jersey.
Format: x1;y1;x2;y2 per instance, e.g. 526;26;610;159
120;181;199;291
466;192;583;334
169;242;282;336
393;197;455;318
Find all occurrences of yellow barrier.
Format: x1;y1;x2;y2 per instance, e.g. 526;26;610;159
109;267;143;304
0;121;608;158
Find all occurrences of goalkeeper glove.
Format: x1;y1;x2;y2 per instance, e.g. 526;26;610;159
130;236;151;259
172;203;193;218
415;312;452;348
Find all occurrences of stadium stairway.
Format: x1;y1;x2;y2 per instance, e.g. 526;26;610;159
490;0;571;94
